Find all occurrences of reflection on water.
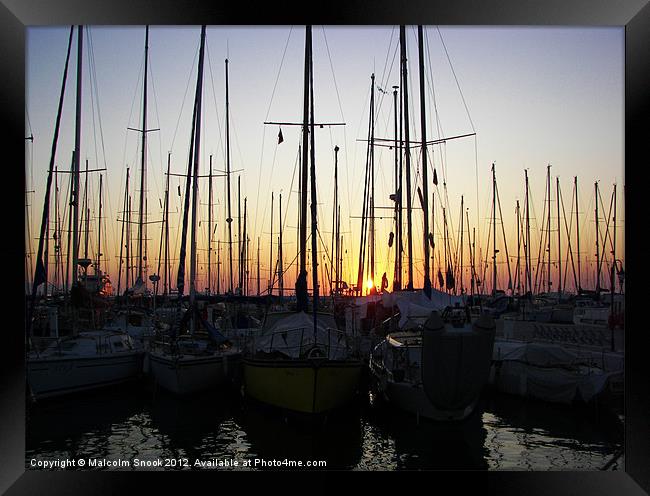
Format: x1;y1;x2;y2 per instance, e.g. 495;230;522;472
480;394;624;470
26;380;623;471
238;399;363;470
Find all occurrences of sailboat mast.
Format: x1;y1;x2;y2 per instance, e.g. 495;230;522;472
83;159;89;264
97;174;102;275
492;163;497;295
432;192;436;286
279;192;284;298
392;85;401;291
137;25;149;286
72;25;83;284
43;202;49;296
269;191;274;295
525;169;531;296
243;197;248;296
443;206;448;290
556;176;561;296
189;25;207;331
331;146;338;295
400;25;414;290
127;195;132;287
208;155;213;294
117;169;128;295
216;241;221;294
467;211;474;296
460;196;464;295
417;25;432;298
595;181;600;295
164;153;171;295
257;237;260;296
546;165;551;294
31;25;73;303
612;183;617;293
54;166;60;292
370;73;376;288
516;200;521;296
238;175;242;291
470;223;476;295
309;29;319;316
225;58;234;293
355;76;373;295
575;176;581;293
296;25;311;313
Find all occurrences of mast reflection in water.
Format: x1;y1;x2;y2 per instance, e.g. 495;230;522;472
26;382;623;471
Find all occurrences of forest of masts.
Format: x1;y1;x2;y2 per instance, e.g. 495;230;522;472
24;25;624;302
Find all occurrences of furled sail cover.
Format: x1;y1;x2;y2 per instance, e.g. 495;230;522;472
254;312;349;359
421;313;496;411
382;289;463;330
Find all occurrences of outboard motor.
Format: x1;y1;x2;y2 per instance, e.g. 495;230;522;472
421;311;496;419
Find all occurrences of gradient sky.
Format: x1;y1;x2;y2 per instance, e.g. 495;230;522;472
25;25;624;295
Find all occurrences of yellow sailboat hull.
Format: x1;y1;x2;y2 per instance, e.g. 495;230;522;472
243;358;362;414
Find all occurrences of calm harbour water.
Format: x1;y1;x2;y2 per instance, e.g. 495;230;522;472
26;380;624;471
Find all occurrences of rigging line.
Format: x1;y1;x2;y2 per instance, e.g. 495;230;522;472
436;26;475;133
376;26;396;98
119;47;144;211
25;105;35;194
349;82;372;214
424;28;445;145
316;226;333;268
86;29;98;173
170;37;200;152
253;26;293;238
559;184;578;292
205;42;225;165
321;26;354;240
25;122;34;192
25;105;33;136
596;188;614;276
147;51;165;210
495;179;513;288
321;27;346;127
87;28;109;179
281;145;301;234
87;28;115;266
373;33;398;121
533;177;549;293
474;134;480;246
86;29;100;175
598;186;616;256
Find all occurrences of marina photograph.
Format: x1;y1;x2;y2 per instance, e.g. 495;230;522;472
24;24;625;472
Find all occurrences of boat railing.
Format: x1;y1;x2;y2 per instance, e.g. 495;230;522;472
390;345;419;383
93;332;137;354
28;331;135;358
259;326;351;358
29;336;64;358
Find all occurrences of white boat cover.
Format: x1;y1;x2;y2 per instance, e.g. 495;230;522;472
254;312;350;359
497;342;581;366
345;294;383;320
381;290;464;329
493;341;619;403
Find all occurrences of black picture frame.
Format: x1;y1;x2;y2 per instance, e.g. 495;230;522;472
2;0;648;493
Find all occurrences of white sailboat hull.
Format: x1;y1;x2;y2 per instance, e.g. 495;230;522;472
27;352;144;400
148;351;240;395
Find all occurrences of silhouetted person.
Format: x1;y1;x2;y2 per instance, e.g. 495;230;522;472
381;272;388;293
